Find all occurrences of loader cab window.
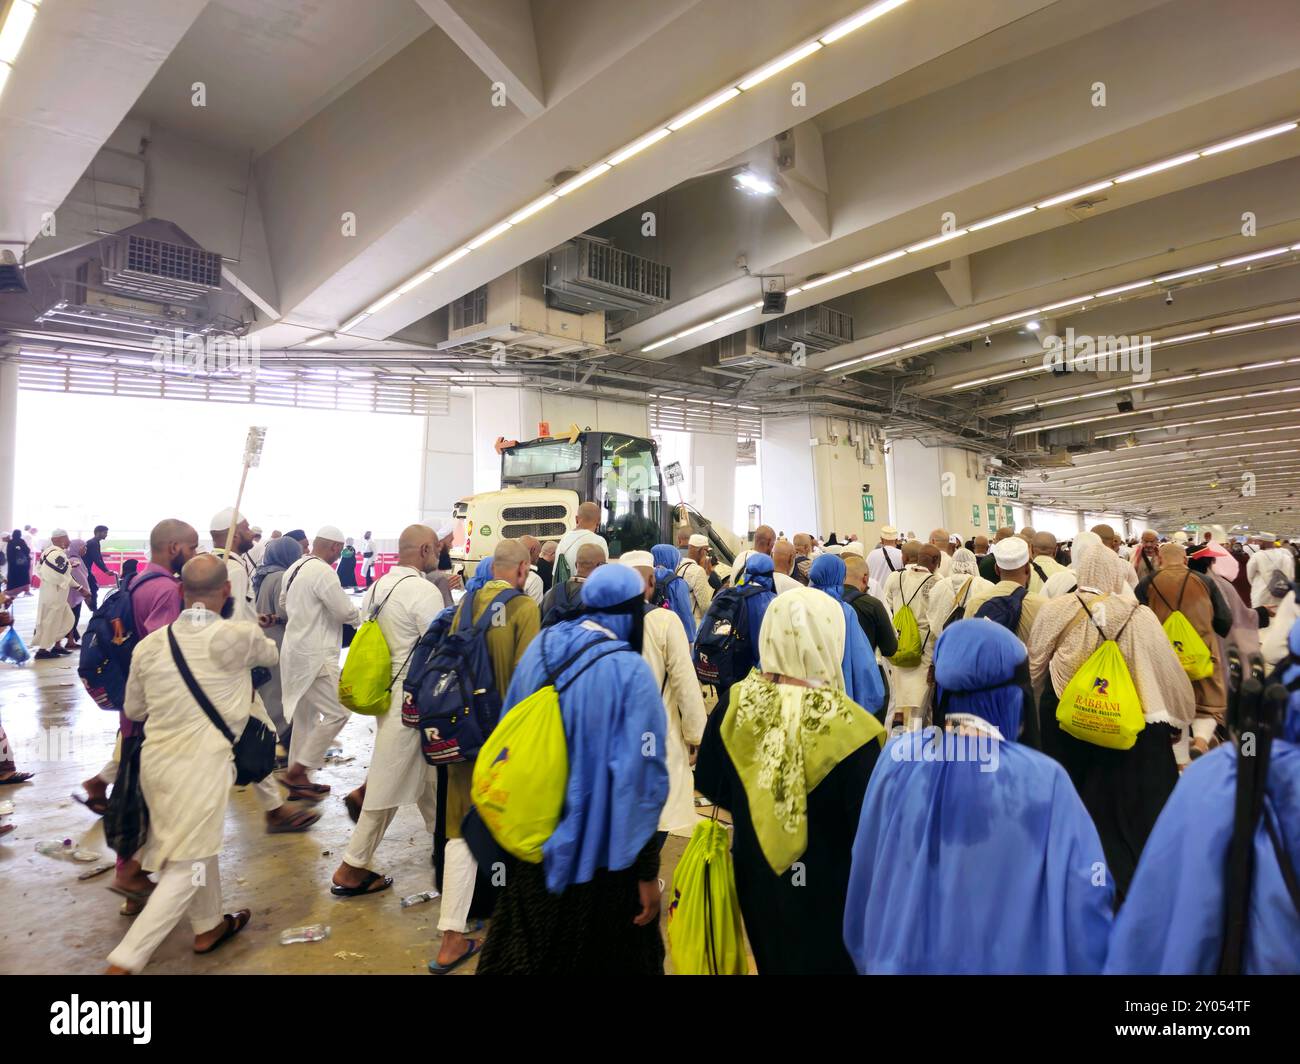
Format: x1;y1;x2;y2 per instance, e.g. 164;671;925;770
501;440;582;481
596;434;662;555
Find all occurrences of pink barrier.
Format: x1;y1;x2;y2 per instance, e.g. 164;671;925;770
91;549;400;586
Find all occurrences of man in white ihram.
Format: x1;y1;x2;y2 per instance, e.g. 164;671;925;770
331;524;444;897
867;525;904;599
105;554;276;973
279;525;361;800
555;501;607;580
32;528;75;658
211;508;317;833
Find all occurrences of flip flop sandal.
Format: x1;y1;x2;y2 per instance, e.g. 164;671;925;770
0;773;34;785
107;884;155;916
71;792;108;813
0;824;14;838
267;808;321;834
194;909;251;955
344;791;363;823
282;781;330;802
427;937;483;975
330;870;393;898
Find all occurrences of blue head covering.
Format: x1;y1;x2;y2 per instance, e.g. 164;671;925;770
252;535;302;594
502;562;669;894
933;619;1028;739
650;542;696;641
463;555;495;594
726;553;776;675
807;552;882;711
1106;621;1300;973
809;554;846;600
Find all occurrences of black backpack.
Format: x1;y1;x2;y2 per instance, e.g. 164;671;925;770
944;576;976;629
650;571;684;611
542;578;584;628
693;583;765;688
78;571;170;710
401;587;520;765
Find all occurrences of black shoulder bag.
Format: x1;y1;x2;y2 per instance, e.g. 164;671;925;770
167;625;277;786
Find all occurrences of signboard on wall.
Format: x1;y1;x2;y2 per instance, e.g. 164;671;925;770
1003;504;1014;527
664;461;684;486
987;475;1020;499
987;503;998;530
972;505;981;528
861;493;875;522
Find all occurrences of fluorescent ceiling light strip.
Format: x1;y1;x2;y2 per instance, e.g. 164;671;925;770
1094;279;1153;297
989;310;1038;325
1200;122;1298;155
365;291;402;315
507;194;557;225
304;334;335;347
1114;152;1200;183
1038;296;1092;312
675;320;716;339
802;269;851;290
826;346;902;373
668;88;740;131
466;221;512;250
737;41;822;90
1216;246;1290;267
715;302;762;322
905;229;967;253
397;269;435;294
341;313;370;332
1036;181;1113;210
821;0;910;43
0;0;38;67
1212;321;1264;334
851;249;907;272
606;128;671;166
901;333;945;350
640;337;677;353
968;205;1037;232
553;163;611;197
785;286;804;295
1267;313;1300;325
1162;330;1211;344
945;322;990;338
431;247;471;273
1155;264;1216;282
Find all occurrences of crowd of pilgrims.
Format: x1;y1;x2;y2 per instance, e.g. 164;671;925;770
1;507;1298;975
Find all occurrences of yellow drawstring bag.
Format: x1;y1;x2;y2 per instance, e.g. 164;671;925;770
890;577;932;668
471;684;568;863
1055;596;1145;750
667;817;748;975
339;576;418;715
1150;572;1214;681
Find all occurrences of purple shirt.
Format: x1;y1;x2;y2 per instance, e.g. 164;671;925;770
130;562;182;635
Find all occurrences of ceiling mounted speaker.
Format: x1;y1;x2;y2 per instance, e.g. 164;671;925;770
762;290;787;315
1116;398;1135;413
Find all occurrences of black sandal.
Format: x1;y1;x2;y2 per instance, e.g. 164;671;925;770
194;909;251;954
330;870;393;897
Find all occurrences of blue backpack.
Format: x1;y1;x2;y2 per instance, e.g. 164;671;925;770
401;587;521;765
974;585;1028;634
78;571;171;710
693;583;765;689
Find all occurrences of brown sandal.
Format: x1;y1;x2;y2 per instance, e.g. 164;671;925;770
194;909;251;954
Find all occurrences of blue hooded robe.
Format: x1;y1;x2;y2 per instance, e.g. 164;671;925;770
843;619;1113;973
651;543;696;642
809;554;885;713
1104;623;1300;974
501;564;669;894
731;553;777;675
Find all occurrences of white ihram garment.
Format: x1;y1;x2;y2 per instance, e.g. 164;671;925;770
33;547;74;647
639;606;707;833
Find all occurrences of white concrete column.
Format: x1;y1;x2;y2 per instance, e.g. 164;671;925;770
688;432;736;534
419;392;475;527
888;439;944;538
759;416;818;540
0;361;16;537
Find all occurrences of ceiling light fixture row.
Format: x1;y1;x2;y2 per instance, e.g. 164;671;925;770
634;115;1298;362
0;0;41;101
333;0;911;338
1015;383;1300;436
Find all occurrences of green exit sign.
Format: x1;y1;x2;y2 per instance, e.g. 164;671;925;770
861;493;875;522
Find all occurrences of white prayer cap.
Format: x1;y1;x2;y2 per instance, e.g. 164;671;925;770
209;507;240;531
250;525;263;535
50;527;68;538
992;536;1030;569
880;525;899;539
435;524;454;540
618;550;655;570
688;533;709;548
949;533;963;544
842;541;866;559
316;524;346;544
1172;531;1189;545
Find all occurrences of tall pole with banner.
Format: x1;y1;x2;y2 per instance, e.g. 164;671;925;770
224;426;268;555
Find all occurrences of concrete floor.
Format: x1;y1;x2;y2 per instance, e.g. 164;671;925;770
0;594;700;975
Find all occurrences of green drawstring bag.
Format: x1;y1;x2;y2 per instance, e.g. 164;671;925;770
1056;597;1145;750
339;575;416;715
1150;572;1214;681
667;817;748;975
889;576;932;668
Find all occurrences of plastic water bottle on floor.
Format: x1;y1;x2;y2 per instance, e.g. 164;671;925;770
400;889;440;908
279;924;331;945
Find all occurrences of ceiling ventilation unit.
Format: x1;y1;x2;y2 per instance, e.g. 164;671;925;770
759;304;853;354
714;329;791;370
544;235;670;314
101;233;223;302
